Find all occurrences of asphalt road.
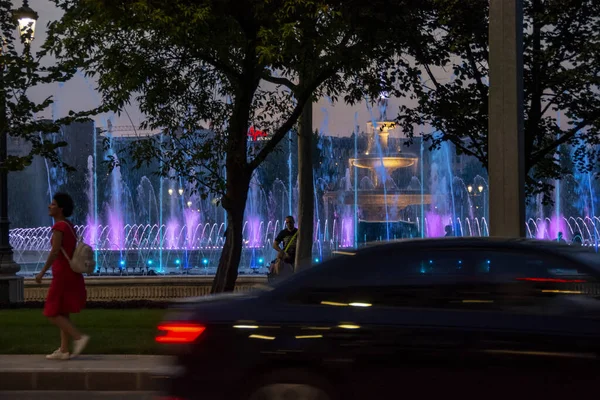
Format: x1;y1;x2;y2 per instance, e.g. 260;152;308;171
0;392;157;400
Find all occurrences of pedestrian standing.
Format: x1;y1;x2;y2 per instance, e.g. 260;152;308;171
269;216;298;282
35;192;89;360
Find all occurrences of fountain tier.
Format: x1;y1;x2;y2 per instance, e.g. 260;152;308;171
325;190;432;221
349;156;417;171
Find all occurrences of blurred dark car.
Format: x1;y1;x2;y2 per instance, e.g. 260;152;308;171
156;238;600;400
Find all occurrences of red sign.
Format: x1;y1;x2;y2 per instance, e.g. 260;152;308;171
248;127;268;141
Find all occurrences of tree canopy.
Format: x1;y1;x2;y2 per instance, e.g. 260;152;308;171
48;0;430;291
394;0;600;202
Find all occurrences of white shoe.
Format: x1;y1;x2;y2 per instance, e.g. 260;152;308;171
46;349;70;360
72;335;90;358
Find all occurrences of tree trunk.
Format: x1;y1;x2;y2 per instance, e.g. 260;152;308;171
294;98;314;271
211;47;258;293
211;167;250;293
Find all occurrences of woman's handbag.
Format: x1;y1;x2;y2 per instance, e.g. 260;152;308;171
61;222;96;274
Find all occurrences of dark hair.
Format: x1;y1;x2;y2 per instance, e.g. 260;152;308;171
285;215;295;223
53;192;74;218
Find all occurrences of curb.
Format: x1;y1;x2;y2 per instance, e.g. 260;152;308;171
0;356;173;392
0;370;167;391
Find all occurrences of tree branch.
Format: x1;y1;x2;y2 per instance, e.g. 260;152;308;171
423;64;442;90
191;49;241;83
458;139;485;163
529;118;592;168
261;71;297;90
248;97;306;171
465;45;487;98
249;59;344;171
540;93;560;116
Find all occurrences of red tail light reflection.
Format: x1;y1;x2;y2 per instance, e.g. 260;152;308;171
516;277;587;283
156;323;205;344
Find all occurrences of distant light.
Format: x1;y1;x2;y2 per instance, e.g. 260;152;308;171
178;188;184;196
233;325;258;329
119;260;125;266
314;258;320;263
332;251;355;256
321;301;348;307
175;259;181;265
168;188;173;196
15;2;39;44
187;201;192;208
147;260;153;265
338;324;361;330
202;258;208;265
541;290;583;294
258;258;264;264
249;334;275;340
429;260;433;264
349;302;372;307
295;335;323;339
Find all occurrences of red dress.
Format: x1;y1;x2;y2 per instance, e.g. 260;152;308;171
43;221;87;317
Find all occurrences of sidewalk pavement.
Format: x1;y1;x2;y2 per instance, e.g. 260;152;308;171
0;355;174;391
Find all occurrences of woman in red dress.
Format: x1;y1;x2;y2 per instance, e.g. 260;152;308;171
35;193;89;360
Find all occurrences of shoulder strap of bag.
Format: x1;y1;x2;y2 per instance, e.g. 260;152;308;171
63;221;79;241
58;221;78;261
283;230;298;252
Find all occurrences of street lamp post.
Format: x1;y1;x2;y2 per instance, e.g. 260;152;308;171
478;185;486;222
467;184;487;221
0;1;38;304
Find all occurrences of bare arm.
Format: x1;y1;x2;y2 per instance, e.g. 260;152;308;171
40;230;64;276
272;239;285;258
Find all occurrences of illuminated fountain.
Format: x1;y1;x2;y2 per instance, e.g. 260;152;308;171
8;98;600;276
324;95;433;245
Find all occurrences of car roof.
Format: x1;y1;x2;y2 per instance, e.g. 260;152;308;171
339;237;584;257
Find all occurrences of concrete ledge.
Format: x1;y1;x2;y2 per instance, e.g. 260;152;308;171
24;275;268;302
0;355;173;391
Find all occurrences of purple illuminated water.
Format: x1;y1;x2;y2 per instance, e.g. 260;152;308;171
165;219;179;249
245;217;262;247
424;212;452;237
341;216;354;247
184;208;200;249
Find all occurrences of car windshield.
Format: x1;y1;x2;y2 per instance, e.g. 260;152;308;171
267;251;355;289
515;240;599;266
562;247;600;271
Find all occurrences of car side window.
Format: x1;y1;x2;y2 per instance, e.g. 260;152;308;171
284;249;469;289
470;250;594;280
284;249;475;307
